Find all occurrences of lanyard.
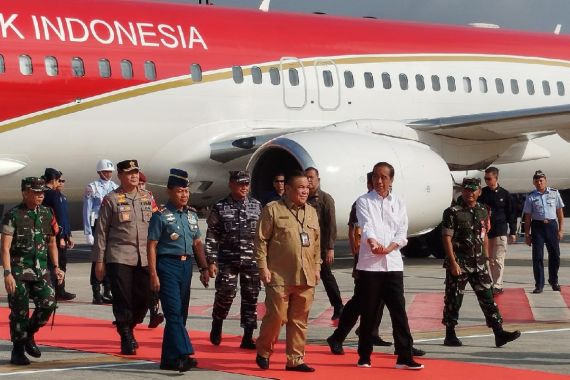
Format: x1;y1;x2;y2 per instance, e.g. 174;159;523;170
288;206;306;233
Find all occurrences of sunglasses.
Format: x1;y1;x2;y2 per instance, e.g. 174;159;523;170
274;180;285;183
484;177;493;181
58;179;66;183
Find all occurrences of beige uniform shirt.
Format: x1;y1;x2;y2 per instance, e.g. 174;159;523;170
92;188;153;266
255;198;321;286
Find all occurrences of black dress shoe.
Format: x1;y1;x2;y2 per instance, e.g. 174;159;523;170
532;288;543;294
256;354;269;369
286;363;315;372
57;291;76;301
25;336;41;358
331;305;344;320
326;336;344;355
372;336;392;346
160;356;196;372
148;312;164;328
552;284;561;291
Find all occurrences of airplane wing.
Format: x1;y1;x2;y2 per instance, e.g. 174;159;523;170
407;104;570;141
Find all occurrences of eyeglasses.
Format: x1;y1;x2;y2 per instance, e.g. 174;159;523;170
58;179;66;183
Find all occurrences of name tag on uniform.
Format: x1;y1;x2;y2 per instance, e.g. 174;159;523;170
300;232;310;247
119;211;131;222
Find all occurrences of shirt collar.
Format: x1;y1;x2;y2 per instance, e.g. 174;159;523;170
372;190;392;201
166;201;186;213
283;197;305;211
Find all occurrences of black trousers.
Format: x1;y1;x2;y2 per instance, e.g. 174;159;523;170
357;271;413;361
332;277;384;342
320;252;343;309
106;263;151;326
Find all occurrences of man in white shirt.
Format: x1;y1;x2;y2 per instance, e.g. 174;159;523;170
355;162;423;370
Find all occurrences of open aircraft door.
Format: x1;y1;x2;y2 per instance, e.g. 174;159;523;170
280;57;307;109
314;59;340;110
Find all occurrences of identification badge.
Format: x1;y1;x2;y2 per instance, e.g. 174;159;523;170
119;211;131;222
300;232;310;247
170;233;179;240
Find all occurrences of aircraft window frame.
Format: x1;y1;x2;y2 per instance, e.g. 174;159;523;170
322;70;334;88
98;59;111;78
191;63;202;82
399;73;408;90
71;57;85;77
479;77;488;93
344;70;354;88
542;80;551;96
45;56;58;77
288;68;299;86
252;66;263;84
232;66;244;84
510;79;519;94
121;59;134;79
381;72;391;89
269;67;280;85
447;76;456;92
0;54;4;74
463;76;472;93
415;74;425;91
19;55;33;76
144;61;156;81
364;72;374;88
495;78;504;94
431;75;441;91
557;81;565;96
526;79;535;95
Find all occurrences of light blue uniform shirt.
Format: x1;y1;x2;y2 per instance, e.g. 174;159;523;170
523;187;565;221
148;202;201;256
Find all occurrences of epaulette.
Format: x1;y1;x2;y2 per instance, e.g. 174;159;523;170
187;206;197;213
450;205;463;212
157;205;167;214
550;187;558;192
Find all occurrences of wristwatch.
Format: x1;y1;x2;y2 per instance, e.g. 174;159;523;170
3;269;12;277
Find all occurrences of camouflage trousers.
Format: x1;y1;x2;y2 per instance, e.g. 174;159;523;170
8;275;56;343
442;264;503;328
213;260;261;329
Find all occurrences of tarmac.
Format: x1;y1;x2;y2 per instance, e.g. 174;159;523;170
0;225;569;379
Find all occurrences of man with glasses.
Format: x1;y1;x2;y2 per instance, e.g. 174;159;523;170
261;173;285;206
479;167;517;295
206;171;262;349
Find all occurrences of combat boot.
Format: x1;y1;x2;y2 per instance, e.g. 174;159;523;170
25;335;41;358
92;285;103;305
129;323;139;349
493;326;521;347
10;342;30;365
102;285;113;304
444;326;462;347
240;327;256;350
117;324;136;355
210;319;223;346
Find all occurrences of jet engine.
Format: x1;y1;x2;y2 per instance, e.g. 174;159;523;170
247;129;453;240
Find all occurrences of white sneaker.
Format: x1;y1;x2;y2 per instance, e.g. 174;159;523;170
357;360;371;368
395;359;424;370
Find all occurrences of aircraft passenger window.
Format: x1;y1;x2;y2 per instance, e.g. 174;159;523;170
98;59;111;78
479;77;488;93
542;80;551;96
557;81;565;96
415;74;425;91
344;71;354;88
288;68;299;86
526;79;535;95
323;70;334;87
495;78;504;94
191;63;202;82
71;57;84;77
431;75;441;91
0;54;4;74
19;55;33;75
252;66;262;84
463;77;472;93
232;66;244;84
44;56;58;77
510;79;519;94
269;67;280;85
121;60;133;79
399;74;408;90
381;72;391;89
144;61;156;81
447;76;456;92
364;72;374;88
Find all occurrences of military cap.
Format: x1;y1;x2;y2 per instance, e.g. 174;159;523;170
21;177;47;192
168;168;189;188
117;160;139;173
43;168;62;181
462;177;481;191
229;170;250;184
533;170;546;180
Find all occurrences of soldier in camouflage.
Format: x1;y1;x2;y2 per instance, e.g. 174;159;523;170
1;177;64;365
206;170;261;350
441;177;520;348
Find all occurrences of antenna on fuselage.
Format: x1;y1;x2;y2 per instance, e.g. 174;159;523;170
198;0;213;4
259;0;271;12
554;24;562;35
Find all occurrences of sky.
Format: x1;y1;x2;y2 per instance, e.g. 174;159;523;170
158;0;570;35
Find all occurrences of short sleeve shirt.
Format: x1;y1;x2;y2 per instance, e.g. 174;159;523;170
523;188;565;220
148;202;201;256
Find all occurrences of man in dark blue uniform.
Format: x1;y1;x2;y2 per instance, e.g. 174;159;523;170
523;170;565;293
147;169;210;372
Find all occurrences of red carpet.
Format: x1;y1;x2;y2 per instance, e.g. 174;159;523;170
1;307;569;379
494;288;535;323
407;293;445;331
561;286;570;309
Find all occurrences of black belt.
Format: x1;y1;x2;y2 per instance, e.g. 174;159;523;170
158;254;191;261
532;219;556;224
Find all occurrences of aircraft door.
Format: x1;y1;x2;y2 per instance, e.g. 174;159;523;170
280;57;307;109
314;59;340;110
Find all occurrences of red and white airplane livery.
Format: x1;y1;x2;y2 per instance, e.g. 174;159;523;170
1;0;570;240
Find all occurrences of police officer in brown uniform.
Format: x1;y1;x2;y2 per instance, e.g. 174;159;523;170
93;160;152;355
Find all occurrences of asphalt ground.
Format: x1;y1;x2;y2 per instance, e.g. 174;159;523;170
0;227;569;379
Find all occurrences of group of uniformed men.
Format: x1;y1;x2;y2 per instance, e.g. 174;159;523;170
1;159;564;370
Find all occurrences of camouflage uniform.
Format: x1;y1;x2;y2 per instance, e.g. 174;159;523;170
1;203;57;343
441;202;503;328
206;195;261;328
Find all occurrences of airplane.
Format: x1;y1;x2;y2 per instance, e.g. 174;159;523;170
1;0;570;258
